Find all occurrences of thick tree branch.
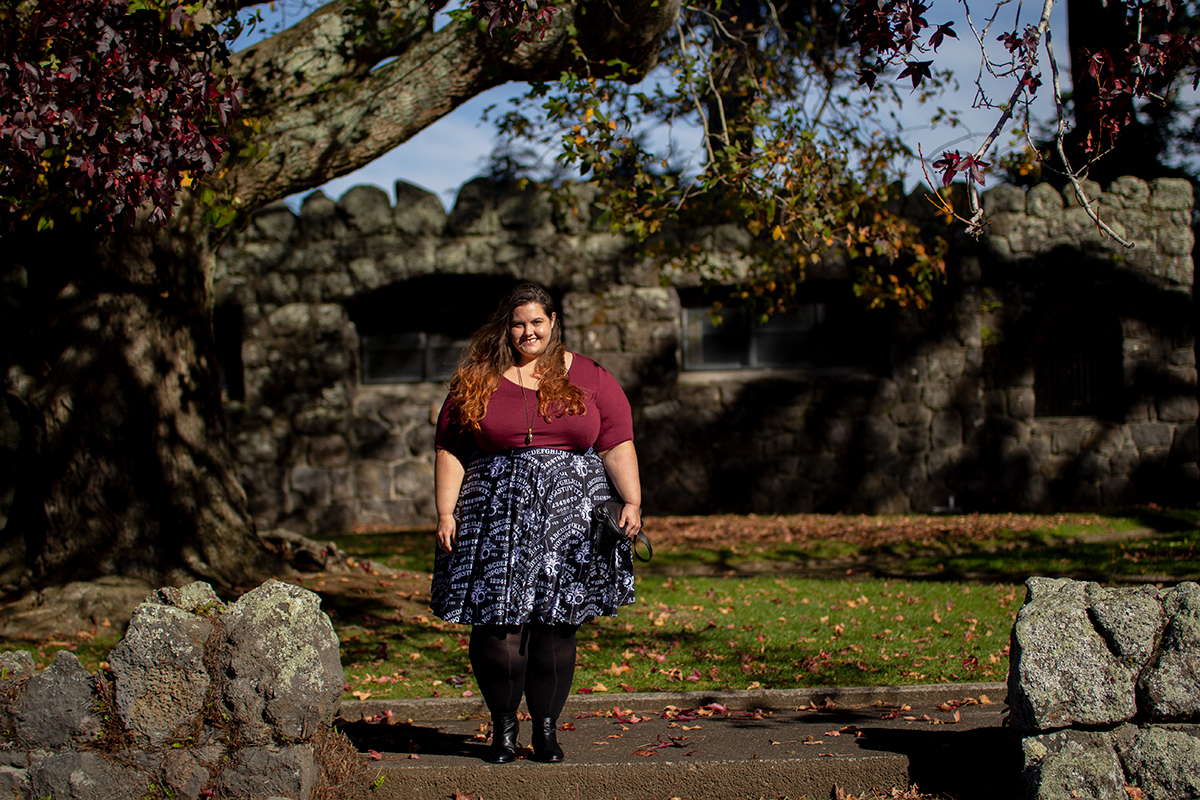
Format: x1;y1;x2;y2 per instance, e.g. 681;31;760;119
226;0;681;207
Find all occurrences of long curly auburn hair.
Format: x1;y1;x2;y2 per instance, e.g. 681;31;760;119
450;284;587;434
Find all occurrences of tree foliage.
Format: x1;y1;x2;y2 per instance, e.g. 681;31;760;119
0;0;242;231
483;0;952;310
845;0;1200;240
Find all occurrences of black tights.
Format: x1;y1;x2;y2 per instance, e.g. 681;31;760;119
469;623;579;720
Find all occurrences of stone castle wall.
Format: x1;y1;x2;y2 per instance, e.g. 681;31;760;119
209;176;1197;535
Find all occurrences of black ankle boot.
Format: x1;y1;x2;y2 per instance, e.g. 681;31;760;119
484;713;519;763
531;717;564;762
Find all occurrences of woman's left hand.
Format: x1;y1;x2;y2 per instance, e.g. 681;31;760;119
619;503;642;538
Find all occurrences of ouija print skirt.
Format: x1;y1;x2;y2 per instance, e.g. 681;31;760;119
430;447;636;626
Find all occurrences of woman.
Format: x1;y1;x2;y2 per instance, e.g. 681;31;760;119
430;283;642;764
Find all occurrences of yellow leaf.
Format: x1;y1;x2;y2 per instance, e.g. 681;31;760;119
771;225;784;241
584;107;594;121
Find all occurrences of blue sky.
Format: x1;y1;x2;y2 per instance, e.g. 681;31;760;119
237;1;1069;210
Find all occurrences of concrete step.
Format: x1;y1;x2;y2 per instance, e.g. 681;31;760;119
338;683;1018;800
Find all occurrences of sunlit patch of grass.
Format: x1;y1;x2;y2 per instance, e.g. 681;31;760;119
335;573;1022;701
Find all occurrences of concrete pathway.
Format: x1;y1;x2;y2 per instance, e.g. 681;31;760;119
338;682;1017;800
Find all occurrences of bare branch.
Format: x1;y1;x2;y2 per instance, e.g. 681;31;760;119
1043;29;1135;247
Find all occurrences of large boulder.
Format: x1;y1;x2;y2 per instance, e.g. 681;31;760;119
210;580;344;745
1007;578;1156;731
1020;728;1126;800
107;583;222;746
13;651;102;749
1119;726;1200;800
1138;583;1200;720
27;751;153;800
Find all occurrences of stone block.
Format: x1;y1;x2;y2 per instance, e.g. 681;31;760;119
316;503;356;533
1062;179;1102;209
161;748;211;800
1021;729;1125;800
496;186;553;230
983;183;1026;214
1157;395;1199;423
890;402;933;428
289;467;331;506
1173;424;1199;461
393;180;447;236
1150;177;1193;210
0;765;27;799
552;182;599;234
1050;425;1088;455
298;190;347;240
250;202;298;242
1131;423;1174;450
360;435;409;462
29;752;153;800
210;581;344;746
14;651;102;749
353;462;392;498
216;744;317;800
1139;582;1200;721
393;459;434;497
266;303;312;338
1109;176;1151;207
1007;387;1035;419
1157;225;1195;257
931;410;963;448
861;417;899;453
928;349;966;381
1007;577;1142;731
1121;726;1200;800
1169;347;1197;367
446;178;500;236
1027;183;1065;219
898;427;929;454
337;185;393;236
308;435;349;468
108;602;213;746
406;425;435;456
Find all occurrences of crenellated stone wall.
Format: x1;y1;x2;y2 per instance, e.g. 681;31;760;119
201;175;1198;535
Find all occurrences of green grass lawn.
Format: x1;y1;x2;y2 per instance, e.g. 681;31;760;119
335;573;1020;701
3;509;1194;704
330;507;1197;701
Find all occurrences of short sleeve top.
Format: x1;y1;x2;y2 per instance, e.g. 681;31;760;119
435;354;633;457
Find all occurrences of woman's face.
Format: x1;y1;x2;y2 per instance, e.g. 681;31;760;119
509;302;556;364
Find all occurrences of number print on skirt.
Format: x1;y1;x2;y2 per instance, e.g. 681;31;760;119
431;447;636;626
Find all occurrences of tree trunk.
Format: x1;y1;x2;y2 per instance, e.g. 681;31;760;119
2;205;280;594
0;0;680;595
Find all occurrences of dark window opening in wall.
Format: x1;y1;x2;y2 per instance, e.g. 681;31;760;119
214;305;245;401
348;275;524;384
680;284;890;372
1033;306;1123;419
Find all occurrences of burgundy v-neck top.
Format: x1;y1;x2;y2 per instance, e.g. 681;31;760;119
435;354;633;457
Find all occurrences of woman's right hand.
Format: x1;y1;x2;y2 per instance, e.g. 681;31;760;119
436;515;457;553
